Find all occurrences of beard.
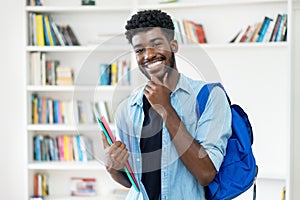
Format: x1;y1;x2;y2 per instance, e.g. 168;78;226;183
140;52;176;82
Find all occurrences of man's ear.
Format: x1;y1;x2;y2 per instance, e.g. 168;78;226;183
170;40;178;53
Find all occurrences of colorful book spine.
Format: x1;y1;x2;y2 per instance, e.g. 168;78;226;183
257;16;272;42
35;14;45;46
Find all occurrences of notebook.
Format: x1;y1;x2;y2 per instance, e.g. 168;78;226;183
97;116;140;192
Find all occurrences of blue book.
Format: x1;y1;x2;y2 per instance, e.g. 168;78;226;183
37;97;42;124
76;135;83;162
275;14;286;42
257;17;272;42
35;136;41;161
42;15;50;46
99;63;111;85
53;100;59;124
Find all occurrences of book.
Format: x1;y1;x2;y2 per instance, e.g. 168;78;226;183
48;16;66;46
66;25;80;45
239;25;252;42
263;20;275;42
256;16;273;42
249;22;262;42
275;13;287;41
70;177;96;196
99;63;111;85
280;14;288;41
56;66;74;86
35;14;45;46
97;116;140;192
60;25;73;46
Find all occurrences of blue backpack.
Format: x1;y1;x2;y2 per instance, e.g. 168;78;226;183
197;83;258;200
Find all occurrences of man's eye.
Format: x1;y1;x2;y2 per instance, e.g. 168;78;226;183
153;43;162;47
135;48;144;54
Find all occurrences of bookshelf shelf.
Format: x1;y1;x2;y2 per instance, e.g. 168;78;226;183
138;0;286;10
25;5;132;13
258;173;286;181
27;124;104;131
179;42;288;50
26;45;130;52
39;195;102;200
27;124;116;132
27;85;132;92
28;161;105;170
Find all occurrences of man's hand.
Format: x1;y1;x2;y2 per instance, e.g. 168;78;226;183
101;131;129;172
144;73;172;118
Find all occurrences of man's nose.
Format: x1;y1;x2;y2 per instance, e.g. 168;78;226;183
144;47;156;60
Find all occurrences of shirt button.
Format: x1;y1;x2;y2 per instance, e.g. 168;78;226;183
136;158;140;162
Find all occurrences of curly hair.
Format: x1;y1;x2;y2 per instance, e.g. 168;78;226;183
125;10;175;44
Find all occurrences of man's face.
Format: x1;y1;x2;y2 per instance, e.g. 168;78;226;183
131;27;178;81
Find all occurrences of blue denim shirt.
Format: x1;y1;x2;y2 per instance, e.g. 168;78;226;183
115;74;232;200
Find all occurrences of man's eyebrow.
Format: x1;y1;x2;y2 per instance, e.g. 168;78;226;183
149;37;164;43
133;37;165;49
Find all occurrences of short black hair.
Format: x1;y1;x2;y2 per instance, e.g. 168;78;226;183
125;10;175;44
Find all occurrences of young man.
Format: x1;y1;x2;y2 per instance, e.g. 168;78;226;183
101;10;232;200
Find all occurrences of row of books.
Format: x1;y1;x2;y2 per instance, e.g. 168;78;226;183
33;134;93;162
30;52;74;86
32;173;48;198
99;57;131;86
173;19;207;44
31;94;112;124
28;13;80;46
77;100;112;124
230;13;287;43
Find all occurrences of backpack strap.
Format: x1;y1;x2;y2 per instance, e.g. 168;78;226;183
197;82;231;118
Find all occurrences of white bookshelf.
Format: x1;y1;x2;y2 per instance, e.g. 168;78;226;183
24;0;290;199
25;0;134;199
288;0;300;199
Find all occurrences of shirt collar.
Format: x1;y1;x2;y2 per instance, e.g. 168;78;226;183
172;73;192;95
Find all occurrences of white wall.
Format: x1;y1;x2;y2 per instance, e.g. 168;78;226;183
0;1;26;199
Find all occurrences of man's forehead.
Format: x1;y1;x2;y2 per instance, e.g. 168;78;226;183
132;28;165;45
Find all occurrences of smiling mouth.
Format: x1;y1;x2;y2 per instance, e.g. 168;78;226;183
146;60;163;69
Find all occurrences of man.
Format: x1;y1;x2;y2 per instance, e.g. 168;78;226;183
101;10;232;200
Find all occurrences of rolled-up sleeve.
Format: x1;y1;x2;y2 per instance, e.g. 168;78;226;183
195;86;232;171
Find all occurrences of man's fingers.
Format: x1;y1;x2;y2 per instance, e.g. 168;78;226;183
163;72;169;88
110;142;126;156
100;131;110;148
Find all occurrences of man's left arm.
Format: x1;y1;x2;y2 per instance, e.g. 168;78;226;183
144;78;231;186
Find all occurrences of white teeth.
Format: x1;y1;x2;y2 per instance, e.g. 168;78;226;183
147;61;162;69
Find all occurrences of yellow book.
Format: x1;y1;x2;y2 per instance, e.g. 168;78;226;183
41;173;48;196
44;15;54;46
36;14;45;46
111;62;118;85
33;96;38;124
63;135;69;160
